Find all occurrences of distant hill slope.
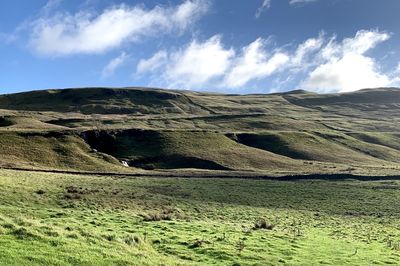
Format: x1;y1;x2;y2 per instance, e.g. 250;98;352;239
285;88;400;105
283;87;400;119
0;87;399;174
1;87;399;115
0;87;211;115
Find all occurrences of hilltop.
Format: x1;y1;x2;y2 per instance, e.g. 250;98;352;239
0;87;399;175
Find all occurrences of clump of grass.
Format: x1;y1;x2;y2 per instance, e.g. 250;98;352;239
216;232;226;242
40;226;60;237
78;228;94;238
189;239;211;249
142;212;172;222
14;218;32;227
11;227;41;240
103;234;116;242
2;223;15;229
66;233;79;239
122;235;141;245
253;218;275;230
142;207;184;221
64;193;81;200
66;186;79;194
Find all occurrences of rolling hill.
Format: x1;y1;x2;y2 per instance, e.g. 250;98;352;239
0;87;399;175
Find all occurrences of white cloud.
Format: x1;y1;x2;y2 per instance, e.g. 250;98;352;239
173;0;209;30
289;0;318;5
101;52;129;78
138;36;289;89
223;38;289;87
342;30;390;54
137;50;168;74
302;54;391;93
29;0;208;56
300;30;392;92
165;35;235;87
137;29;397;93
291;34;324;67
255;0;272;18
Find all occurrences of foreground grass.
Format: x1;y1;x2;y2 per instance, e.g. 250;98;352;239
0;169;400;265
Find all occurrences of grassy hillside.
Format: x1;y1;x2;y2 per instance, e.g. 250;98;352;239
284;87;400;119
0;87;399;173
285;87;400;105
234;131;400;165
0;88;208;115
0;132;127;172
81;130;302;171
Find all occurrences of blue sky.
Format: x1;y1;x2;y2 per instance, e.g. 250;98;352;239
0;0;399;94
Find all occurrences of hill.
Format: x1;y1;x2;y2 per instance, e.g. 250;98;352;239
0;87;399;175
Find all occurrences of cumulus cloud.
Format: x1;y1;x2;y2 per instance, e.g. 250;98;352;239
137;36;289;89
300;30;392;92
101;52;129;78
302;55;391;93
223;39;289;87
136;35;325;90
29;0;208;56
165;35;235;87
255;0;272;18
137;29;397;93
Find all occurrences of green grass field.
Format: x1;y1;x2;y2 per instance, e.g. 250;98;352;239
1;169;400;265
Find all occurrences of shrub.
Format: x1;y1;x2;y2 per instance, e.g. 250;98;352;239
253;218;275;230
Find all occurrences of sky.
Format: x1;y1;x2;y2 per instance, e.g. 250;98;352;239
0;0;399;94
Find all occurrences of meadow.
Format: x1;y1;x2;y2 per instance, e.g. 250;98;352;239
1;169;400;265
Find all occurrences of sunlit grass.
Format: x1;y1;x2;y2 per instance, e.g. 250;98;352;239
1;169;400;265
